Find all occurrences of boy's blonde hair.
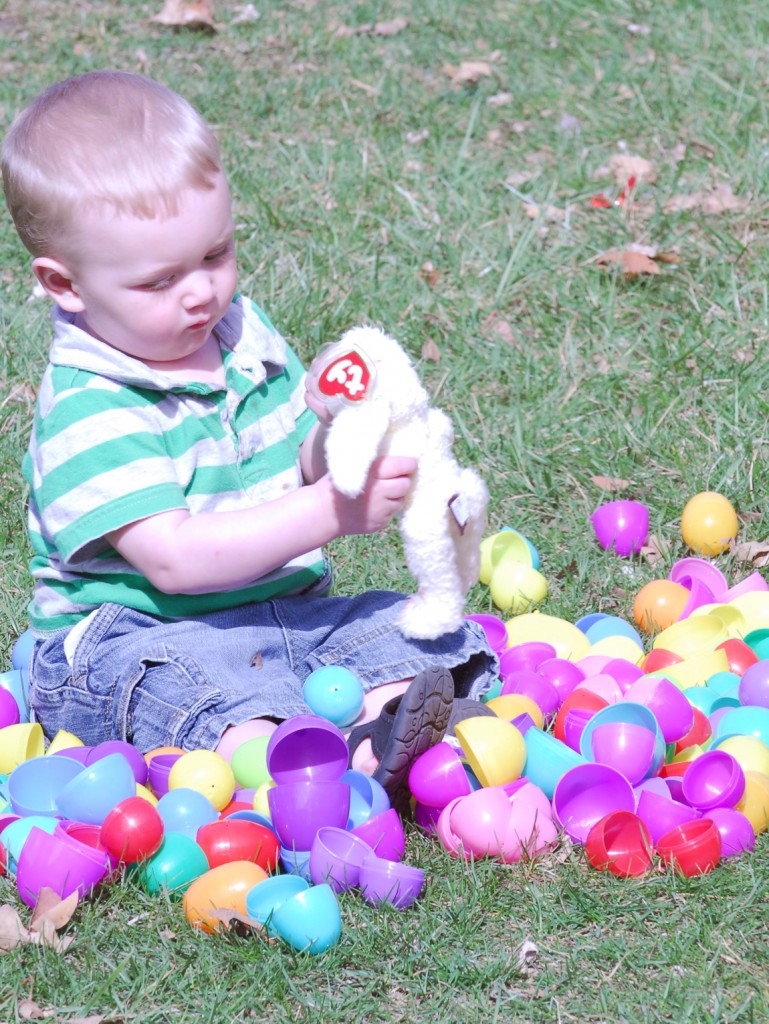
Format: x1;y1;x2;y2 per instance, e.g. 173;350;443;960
1;70;223;261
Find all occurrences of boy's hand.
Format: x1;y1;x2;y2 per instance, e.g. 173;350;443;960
331;455;416;535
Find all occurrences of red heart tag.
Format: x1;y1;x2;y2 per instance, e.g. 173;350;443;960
317;350;372;402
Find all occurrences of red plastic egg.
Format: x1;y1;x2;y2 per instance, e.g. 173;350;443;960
196;819;280;873
100;796;165;863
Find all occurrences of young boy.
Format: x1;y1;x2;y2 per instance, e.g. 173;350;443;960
1;71;496;803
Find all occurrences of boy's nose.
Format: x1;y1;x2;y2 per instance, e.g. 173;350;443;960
182;270;215;309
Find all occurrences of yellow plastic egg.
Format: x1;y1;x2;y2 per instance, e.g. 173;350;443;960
681;492;738;556
485;694;545;729
168;750;235;811
735;771;769;834
490;557;548;615
454;716;526;788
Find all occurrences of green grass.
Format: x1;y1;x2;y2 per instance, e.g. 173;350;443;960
2;1;769;1021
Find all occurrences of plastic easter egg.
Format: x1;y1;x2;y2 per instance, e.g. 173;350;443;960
45;730;84;755
713;735;769;776
465;614;509;654
506;614;591;662
490;560;548;616
168;750;235;811
705;807;755;858
56;752;136;825
7;754;83;817
479;531;534;585
0;670;29;723
196;818;280;872
585;810;654;877
136;832;210;895
0;722;44;773
591;500;649;557
101;796;164;863
454;717;526;788
11;630;35;672
552;763;635;844
359;854;424;910
183;860;268;932
229;736;272;791
156;787;219;836
632;580;691;633
653;616;727;658
720;638;761;679
681;492;738;556
486;694;545;729
0;689;20;730
302;666;364;728
449;786;513;858
734;772;769;834
88;741;149;786
16;825;111;907
1;815;59;873
657;818;722;876
738;661;769;708
270;881;343;951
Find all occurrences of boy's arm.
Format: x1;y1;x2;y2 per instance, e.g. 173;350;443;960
105;455;415;595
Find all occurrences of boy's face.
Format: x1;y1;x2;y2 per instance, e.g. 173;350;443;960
61;173;238;365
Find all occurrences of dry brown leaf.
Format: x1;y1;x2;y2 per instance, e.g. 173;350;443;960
595;248;660;276
0;905;29;951
420;261;441;287
421;338;441;363
522;200;565;222
640;533;669;567
373;17;409;36
608;153;656;184
17;1000;52;1020
663;182;748;215
445;60;493;86
731;541;769;567
30;889;78;933
208;908;266;936
482;312;516;345
590;475;630;492
152;0;216;30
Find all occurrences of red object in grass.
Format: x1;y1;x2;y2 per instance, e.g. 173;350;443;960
100;796;164;864
197;819;280;873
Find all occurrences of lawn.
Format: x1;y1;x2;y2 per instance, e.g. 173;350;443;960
1;1;769;1021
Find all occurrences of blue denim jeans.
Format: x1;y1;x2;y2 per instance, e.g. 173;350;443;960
29;591;498;752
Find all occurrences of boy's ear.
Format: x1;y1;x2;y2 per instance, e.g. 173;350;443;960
31;257;85;312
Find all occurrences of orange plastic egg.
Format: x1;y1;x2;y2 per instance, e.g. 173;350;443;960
183;860;268;932
632;580;691;633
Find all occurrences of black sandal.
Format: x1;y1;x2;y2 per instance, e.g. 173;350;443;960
346;667;494;812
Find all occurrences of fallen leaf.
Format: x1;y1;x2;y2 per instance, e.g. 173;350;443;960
152;0;216;30
405;128;429;144
517;938;540;970
232;3;260;24
640;533;668;567
482;312;516;345
731;541;769;567
487;91;513;106
420;261;441;287
590;475;631;492
608;153;655;184
0;905;29;951
17;999;51;1020
373;17;409;36
421;338;441;363
522;200;565;222
208;908;266;936
445;60;493;86
663;182;748;215
30;889;78;933
594;243;678;276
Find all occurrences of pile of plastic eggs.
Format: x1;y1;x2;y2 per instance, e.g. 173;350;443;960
0;642;425;954
429;517;769;875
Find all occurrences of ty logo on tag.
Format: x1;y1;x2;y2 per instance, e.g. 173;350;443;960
318;351;372;401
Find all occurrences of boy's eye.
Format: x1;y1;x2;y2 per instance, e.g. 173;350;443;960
205;241;233;263
140;276;175;292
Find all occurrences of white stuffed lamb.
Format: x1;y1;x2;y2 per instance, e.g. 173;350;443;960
308;326;489;640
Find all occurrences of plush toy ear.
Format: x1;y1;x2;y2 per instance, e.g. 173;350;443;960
324;400;392;497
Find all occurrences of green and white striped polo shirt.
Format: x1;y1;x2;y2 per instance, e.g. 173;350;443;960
24;296;326;634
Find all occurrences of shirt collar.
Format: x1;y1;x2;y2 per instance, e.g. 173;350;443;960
48;296;289;392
